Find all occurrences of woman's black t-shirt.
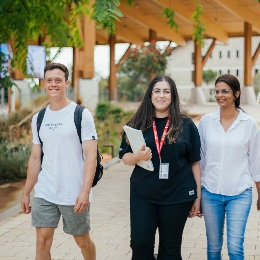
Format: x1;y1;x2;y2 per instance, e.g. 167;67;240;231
119;116;201;205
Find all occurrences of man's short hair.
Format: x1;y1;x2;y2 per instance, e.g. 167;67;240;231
44;63;69;81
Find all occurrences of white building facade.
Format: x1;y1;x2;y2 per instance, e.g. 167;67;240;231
166;36;260;104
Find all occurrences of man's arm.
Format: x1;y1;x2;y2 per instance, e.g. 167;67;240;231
21;144;42;214
74;139;97;213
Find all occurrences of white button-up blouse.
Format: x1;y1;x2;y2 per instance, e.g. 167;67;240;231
198;109;260;196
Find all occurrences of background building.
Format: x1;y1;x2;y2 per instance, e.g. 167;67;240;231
166;36;260;104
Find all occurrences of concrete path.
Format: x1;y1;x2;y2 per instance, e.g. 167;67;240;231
0;104;260;260
0;161;260;260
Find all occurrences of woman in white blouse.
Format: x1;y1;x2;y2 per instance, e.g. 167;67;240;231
198;74;260;260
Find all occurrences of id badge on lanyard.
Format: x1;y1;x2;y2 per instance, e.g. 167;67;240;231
153;117;170;180
159;161;169;179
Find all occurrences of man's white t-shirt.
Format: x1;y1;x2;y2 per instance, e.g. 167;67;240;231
31;101;98;205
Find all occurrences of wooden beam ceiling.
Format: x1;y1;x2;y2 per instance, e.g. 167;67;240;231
115;22;144;45
94;0;260;45
119;2;186;45
152;0;228;42
212;0;260;33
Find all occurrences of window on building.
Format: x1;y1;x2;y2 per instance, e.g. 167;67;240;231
255;69;259;74
192;71;194;82
191;53;194;64
236;70;239;76
236;50;239;58
219;70;222;75
227;51;230;58
227;70;230;74
219;51;222;58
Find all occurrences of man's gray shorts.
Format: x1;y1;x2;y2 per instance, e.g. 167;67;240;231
32;197;90;235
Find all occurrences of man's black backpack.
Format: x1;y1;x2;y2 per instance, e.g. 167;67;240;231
36;104;103;187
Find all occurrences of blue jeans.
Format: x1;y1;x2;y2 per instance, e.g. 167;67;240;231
201;186;252;260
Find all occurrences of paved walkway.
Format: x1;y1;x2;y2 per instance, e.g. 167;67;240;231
0;104;260;260
0;161;260;260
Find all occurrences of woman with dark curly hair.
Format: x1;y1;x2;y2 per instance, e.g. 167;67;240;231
119;75;201;260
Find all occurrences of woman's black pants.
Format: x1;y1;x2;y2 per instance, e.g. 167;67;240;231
130;193;194;260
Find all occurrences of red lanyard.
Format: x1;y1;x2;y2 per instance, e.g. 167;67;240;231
152;116;170;160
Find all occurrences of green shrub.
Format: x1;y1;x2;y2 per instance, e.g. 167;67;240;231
0;141;31;184
0;109;33;184
95;102;111;121
110;107;124;123
0;108;32;142
7;109;31;125
203;69;218;84
95;103;134;156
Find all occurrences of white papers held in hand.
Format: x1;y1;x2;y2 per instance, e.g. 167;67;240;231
123;125;154;171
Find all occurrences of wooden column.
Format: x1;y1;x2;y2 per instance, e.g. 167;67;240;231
11;62;24;111
73;12;95;103
116;45;131;72
81;15;95;79
149;29;157;42
244;22;252;86
12;67;24;80
252;44;260;67
194;42;202;86
73;47;81;103
7;87;12;112
109;34;117;101
202;39;216;68
10;39;24;80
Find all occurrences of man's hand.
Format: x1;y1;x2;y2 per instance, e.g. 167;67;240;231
74;191;89;213
21;194;31;214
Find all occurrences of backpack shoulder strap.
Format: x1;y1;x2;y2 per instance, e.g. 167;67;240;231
74;104;85;144
36;108;46;144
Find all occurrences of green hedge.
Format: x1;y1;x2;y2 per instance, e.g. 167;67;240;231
0;141;30;184
0;109;32;184
95;102;134;156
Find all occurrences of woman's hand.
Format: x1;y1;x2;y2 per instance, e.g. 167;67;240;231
189;198;202;218
256;182;260;211
133;144;152;162
122;145;152;166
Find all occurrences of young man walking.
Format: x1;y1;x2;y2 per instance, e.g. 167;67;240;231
21;63;97;260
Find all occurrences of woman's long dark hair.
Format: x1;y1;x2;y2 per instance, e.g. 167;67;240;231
215;74;241;109
126;75;184;143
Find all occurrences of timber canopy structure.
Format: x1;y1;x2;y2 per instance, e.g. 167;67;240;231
10;0;260;105
73;0;260;104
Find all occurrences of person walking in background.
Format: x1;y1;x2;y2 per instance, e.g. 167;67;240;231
198;74;260;260
119;75;201;260
21;63;97;260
